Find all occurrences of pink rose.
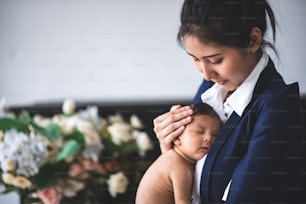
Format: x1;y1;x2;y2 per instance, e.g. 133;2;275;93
104;159;120;172
80;158;96;171
68;163;84;177
37;187;62;204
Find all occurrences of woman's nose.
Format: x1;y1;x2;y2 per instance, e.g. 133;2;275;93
199;62;215;81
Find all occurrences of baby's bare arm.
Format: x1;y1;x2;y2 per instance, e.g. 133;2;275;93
171;164;194;204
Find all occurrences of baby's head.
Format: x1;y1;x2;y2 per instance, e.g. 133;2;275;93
173;103;222;161
190;103;221;123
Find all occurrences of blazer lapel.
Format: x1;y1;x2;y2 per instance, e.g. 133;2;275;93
200;111;241;203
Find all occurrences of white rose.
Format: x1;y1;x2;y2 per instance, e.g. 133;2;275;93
107;123;132;145
108;114;124;124
62;99;76;115
2;172;15;185
53;115;76;135
108;172;129;197
133;131;153;157
12;176;32;189
77;120;101;145
2;159;16;171
130;115;143;129
33;115;52;127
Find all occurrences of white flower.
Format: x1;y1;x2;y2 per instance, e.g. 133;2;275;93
33;115;52;127
108;114;124;124
82;143;103;162
132;130;154;157
2;159;16;171
2;173;32;189
107;122;132;145
2;172;15;185
130;114;143;129
76;120;103;161
52;115;77;135
62;99;76;115
0;129;48;177
108;172;129;197
77;120;101;145
12;176;32;189
78;106;104;130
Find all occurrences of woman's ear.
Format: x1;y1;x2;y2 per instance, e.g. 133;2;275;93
248;27;263;53
173;138;181;146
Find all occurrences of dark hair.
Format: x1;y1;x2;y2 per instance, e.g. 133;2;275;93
177;0;276;52
190;103;221;123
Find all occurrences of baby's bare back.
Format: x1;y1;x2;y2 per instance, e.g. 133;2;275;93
135;150;194;204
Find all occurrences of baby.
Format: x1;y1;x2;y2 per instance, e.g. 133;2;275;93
136;103;222;204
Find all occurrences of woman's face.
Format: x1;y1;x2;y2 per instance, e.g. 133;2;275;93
184;35;258;91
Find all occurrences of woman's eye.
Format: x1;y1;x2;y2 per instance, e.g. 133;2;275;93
210;59;222;64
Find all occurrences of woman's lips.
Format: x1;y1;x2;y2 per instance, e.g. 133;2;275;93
217;80;226;85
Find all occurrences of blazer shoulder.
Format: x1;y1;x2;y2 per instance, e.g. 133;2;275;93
259;82;300;104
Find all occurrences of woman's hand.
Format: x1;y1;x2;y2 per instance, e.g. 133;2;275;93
153;105;193;153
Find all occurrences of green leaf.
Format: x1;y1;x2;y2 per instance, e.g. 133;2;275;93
117;142;138;155
31;163;63;189
17;112;32;124
38;123;62;141
16;111;61;141
54;140;81;162
68;130;86;148
0;118;28;132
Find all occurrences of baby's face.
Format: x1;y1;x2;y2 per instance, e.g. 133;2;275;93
178;115;221;160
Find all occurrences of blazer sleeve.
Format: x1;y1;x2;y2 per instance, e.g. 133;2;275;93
226;83;305;203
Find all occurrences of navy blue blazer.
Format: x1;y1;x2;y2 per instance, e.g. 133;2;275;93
193;59;305;203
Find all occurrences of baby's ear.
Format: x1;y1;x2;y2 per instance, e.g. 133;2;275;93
173;138;181;146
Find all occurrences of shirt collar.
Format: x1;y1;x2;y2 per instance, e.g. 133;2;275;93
225;51;269;116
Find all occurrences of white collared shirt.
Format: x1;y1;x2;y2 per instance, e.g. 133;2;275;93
191;52;269;203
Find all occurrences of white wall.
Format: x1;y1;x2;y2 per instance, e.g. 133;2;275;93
0;0;201;107
0;0;306;107
272;0;306;94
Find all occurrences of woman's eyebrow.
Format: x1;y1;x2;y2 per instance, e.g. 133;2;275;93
186;52;222;59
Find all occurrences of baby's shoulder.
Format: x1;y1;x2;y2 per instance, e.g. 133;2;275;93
164;150;194;172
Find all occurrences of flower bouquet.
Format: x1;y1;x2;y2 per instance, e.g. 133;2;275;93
0;99;154;204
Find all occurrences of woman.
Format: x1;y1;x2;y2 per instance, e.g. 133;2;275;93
153;0;305;203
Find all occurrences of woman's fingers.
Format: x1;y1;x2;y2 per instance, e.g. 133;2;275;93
153;105;182;128
154;105;192;131
170;104;182;111
153;105;193;152
160;126;185;152
158;114;192;139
